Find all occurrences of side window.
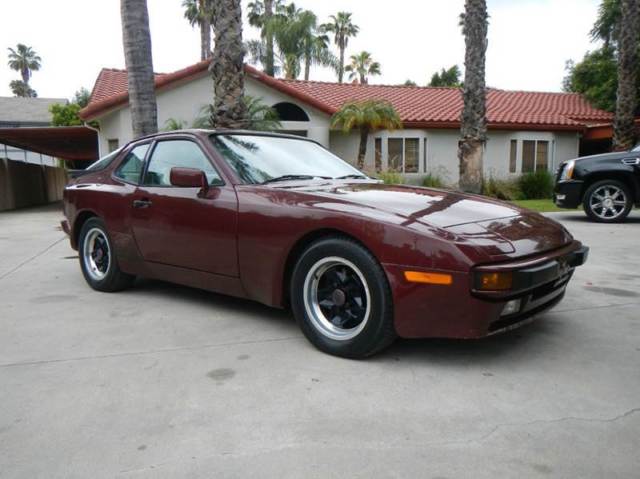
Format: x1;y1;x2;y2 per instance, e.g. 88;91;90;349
114;144;150;183
144;140;222;186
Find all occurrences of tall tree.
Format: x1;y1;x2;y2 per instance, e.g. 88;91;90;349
321;12;359;83
344;51;381;84
331;100;402;170
591;0;623;49
183;0;213;60
9;80;36;98
247;0;281;76
429;65;462;87
458;0;488;194
120;0;158;137
613;0;640;150
211;0;248;128
7;43;41;85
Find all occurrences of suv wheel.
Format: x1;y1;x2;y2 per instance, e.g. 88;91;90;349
290;237;396;358
583;180;633;223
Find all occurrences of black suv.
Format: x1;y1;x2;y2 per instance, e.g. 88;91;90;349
554;145;640;222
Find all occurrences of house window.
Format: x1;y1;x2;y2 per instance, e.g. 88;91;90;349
388;138;403;171
423;138;428;172
522;140;549;173
108;139;119;153
509;140;517;173
536;141;549;170
374;138;382;172
405;138;419;173
385;137;421;173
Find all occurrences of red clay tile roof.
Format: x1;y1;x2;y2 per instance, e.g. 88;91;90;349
80;60;613;131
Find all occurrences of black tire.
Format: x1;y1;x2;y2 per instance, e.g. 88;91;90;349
78;217;134;292
582;179;633;223
290;237;396;358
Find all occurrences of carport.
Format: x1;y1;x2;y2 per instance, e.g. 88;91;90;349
0;126;98;210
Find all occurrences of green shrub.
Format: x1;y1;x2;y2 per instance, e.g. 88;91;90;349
422;173;446;188
518;170;554;199
482;176;522;200
376;170;405;185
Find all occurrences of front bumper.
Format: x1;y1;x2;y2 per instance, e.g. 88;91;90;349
554;180;583;208
386;241;588;339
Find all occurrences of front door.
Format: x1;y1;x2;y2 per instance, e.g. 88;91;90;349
130;138;238;277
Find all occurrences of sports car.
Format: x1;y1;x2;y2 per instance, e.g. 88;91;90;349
62;130;588;357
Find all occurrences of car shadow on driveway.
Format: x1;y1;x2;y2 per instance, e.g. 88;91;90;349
377;317;568;365
129;277;566;364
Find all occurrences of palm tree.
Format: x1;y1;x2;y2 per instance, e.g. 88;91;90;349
300;15;336;80
247;0;283;76
458;0;488;194
321;12;359;83
331;100;402;170
183;0;214;60
120;0;158;137
612;0;640;150
193;96;281;130
9;80;36;98
210;0;248;128
591;0;622;49
7;44;41;85
344;51;381;84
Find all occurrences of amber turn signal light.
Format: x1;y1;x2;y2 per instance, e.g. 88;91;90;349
477;272;513;291
404;271;453;285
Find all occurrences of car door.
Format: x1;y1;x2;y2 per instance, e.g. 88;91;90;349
130;137;239;277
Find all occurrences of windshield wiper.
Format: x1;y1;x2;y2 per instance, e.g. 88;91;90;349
335;174;369;180
261;174;330;184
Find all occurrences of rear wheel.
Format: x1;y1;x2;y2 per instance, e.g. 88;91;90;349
78;217;134;292
583;180;632;223
290;237;396;358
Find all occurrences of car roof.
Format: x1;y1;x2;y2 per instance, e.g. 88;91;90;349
131;129;316;143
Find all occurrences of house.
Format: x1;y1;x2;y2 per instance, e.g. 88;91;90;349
79;60;613;184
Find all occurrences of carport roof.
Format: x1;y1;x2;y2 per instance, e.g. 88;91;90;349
0;126;98;161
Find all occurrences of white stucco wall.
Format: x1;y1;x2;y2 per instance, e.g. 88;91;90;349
93;74;580;184
95;72;332;154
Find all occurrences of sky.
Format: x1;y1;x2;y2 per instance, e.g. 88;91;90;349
0;0;602;100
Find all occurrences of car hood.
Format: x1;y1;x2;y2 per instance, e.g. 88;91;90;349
272;181;572;257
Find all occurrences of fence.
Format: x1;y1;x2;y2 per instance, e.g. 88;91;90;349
0;157;67;211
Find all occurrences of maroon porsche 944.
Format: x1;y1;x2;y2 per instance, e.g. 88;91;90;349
62;130;588;357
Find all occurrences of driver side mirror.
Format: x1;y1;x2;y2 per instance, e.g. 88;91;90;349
170;167;209;193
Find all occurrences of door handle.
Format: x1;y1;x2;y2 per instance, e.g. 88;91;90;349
133;199;152;209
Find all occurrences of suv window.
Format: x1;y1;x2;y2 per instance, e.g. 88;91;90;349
143;140;222;186
114;144;150;183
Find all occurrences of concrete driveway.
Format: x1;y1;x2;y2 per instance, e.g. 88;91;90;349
0;204;638;478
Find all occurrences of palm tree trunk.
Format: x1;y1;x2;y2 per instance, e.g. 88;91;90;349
264;0;275;76
199;0;212;60
120;0;158;138
338;42;345;83
458;0;488;194
210;0;248;128
21;68;29;85
304;53;311;81
613;0;640;151
357;127;369;170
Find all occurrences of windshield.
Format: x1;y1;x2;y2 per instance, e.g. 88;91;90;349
632;144;640;152
86;148;122;171
210;134;365;184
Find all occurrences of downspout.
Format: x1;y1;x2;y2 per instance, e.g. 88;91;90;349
83;122;102;160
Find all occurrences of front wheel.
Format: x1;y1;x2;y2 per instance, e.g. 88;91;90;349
583;180;632;223
290;237;396;358
78;217;134;292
